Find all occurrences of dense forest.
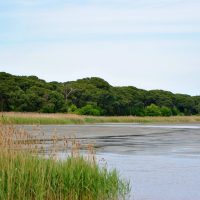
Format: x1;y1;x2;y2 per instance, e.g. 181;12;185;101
0;72;200;116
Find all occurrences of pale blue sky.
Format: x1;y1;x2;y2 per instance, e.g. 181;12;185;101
0;0;200;95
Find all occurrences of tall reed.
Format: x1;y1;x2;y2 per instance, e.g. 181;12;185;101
0;124;130;200
1;112;200;124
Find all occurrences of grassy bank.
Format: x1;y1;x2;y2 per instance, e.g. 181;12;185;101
0;125;130;200
1;112;200;124
0;151;129;200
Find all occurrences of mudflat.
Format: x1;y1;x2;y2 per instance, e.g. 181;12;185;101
19;123;200;155
18;124;200;200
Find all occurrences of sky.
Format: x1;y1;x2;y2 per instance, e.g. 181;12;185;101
0;0;200;95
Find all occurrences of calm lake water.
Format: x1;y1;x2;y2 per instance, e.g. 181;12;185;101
21;124;200;200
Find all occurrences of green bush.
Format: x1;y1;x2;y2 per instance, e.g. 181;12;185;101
68;104;78;113
145;104;161;116
77;105;102;116
161;106;172;116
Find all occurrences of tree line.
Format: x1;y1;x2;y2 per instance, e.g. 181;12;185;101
0;72;200;116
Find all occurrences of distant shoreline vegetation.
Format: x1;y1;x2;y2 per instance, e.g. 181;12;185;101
1;72;200;116
1;113;200;125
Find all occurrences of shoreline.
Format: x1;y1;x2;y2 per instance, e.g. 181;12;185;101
1;112;200;125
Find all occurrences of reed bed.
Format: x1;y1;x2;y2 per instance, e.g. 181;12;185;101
0;124;130;200
1;112;200;124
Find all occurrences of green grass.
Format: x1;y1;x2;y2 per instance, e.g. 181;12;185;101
0;151;129;200
0;124;130;200
1;112;200;125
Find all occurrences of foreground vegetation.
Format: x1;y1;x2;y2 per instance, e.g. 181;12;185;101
0;152;129;200
0;125;130;200
1;72;200;116
1;112;200;125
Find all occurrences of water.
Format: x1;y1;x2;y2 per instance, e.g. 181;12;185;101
21;124;200;200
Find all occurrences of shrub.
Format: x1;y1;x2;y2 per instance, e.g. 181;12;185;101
77;105;102;116
68;104;78;113
145;104;161;116
161;106;172;116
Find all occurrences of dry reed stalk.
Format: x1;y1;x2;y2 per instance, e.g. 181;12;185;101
1;112;84;119
0;124;130;200
0;123;97;163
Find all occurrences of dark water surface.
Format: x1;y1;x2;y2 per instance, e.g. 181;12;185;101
21;124;200;200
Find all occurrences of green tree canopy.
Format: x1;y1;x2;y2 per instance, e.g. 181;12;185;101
1;72;200;116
